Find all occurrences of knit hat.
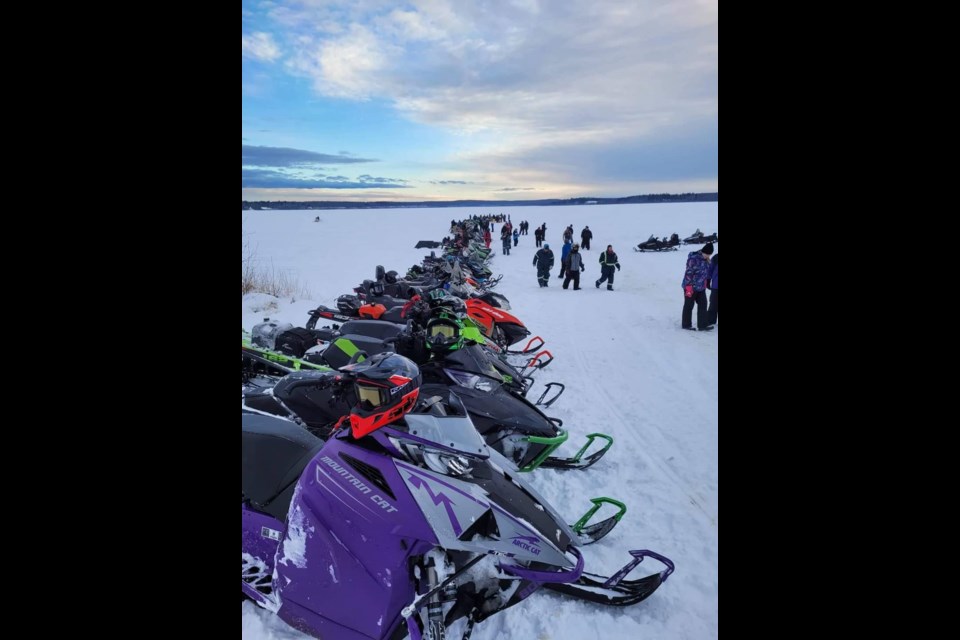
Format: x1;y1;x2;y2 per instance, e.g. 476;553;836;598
543;243;550;249
702;242;714;255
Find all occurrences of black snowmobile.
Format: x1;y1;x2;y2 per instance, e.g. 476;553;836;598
682;229;719;245
294;313;560;405
242;361;610;472
635;233;680;252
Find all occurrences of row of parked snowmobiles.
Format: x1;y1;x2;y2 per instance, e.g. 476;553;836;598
635;229;719;252
242;217;674;640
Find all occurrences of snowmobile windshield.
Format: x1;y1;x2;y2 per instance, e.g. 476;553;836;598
445;346;501;380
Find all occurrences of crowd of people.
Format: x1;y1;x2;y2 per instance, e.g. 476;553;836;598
452;214;718;332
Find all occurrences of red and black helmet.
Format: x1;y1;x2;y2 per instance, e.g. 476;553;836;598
339;352;421;438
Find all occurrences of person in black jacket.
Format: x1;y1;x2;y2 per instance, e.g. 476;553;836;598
580;226;592;250
533;244;554;287
596;245;620;290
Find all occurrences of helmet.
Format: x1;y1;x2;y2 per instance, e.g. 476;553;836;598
427;288;465;313
425;312;465;353
385;270;399;284
340;352;421;437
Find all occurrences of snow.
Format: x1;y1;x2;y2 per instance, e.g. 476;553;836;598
242;203;718;639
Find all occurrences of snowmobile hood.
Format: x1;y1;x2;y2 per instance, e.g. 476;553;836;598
386;444;576;567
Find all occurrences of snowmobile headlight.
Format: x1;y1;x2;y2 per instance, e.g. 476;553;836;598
387;437;474;477
424;450;472;476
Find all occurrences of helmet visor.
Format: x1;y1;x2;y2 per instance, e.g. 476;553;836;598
429;323;458;339
356;383;388;408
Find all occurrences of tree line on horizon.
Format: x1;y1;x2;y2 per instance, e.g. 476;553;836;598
241;192;718;210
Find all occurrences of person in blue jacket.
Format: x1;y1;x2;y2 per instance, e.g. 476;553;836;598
558;238;573;279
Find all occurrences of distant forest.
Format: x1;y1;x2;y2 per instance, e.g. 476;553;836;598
242;192;717;210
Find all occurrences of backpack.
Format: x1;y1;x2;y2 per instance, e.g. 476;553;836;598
275;327;322;358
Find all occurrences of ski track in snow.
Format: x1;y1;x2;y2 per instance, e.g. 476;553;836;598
242;203;718;639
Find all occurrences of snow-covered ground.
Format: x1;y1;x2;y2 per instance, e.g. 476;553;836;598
242;203;718;639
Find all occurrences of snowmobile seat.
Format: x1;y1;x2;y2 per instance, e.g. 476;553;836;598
242;412;324;522
339;319;403;341
321;334;395;370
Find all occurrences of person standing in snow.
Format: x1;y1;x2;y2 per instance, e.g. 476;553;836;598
558;238;573;279
501;226;511;255
580;226;592;250
562;243;586;290
681;243;714;331
513;228;519;247
533;243;554;288
706;253;718;326
596;245;620;290
483;228;492;249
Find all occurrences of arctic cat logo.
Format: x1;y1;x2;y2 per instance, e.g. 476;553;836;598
510;535;542;555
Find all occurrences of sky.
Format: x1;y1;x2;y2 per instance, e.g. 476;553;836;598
242;1;718;202
242;202;718;639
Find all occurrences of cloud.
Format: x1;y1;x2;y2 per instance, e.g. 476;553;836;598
430;180;470;185
263;1;716;136
242;32;281;62
494;187;536;192
286;24;398;99
246;0;718;195
357;174;408;184
242;168;409;189
243;145;376;166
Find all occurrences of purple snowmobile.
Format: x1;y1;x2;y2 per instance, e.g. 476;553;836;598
242;353;674;640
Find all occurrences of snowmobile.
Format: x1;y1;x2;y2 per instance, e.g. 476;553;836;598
297;305;558;406
309;292;531;350
242;356;673;640
682;229;719;245
634;233;681;252
243;320;338;381
242;350;605;472
242;329;331;383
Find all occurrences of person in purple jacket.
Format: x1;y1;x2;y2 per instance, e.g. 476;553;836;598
706;253;718;326
681;243;714;331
